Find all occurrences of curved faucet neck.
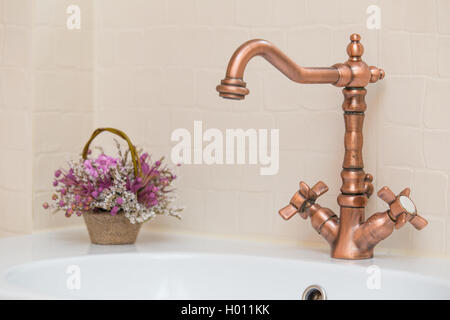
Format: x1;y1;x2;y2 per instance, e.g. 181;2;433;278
225;39;340;84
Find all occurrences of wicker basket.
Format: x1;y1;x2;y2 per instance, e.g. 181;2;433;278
81;128;142;245
83;211;142;245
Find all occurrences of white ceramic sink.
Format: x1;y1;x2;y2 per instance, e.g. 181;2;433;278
1;228;450;299
3;253;450;299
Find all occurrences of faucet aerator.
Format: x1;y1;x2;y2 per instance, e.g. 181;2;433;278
216;78;249;100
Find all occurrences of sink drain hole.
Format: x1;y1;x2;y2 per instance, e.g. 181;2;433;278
302;285;327;300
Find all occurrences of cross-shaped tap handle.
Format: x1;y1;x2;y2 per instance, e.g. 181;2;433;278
377;186;428;230
279;181;328;220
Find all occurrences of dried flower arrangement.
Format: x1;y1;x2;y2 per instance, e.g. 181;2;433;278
43;128;182;225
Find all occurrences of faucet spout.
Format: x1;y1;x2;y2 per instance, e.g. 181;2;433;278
216;39;340;100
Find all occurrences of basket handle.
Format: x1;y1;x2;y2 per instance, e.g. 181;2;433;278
82;127;141;177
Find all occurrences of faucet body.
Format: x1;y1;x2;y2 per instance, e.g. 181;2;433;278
217;34;427;260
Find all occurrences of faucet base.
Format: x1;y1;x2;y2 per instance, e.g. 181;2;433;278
331;249;374;260
329;208;374;260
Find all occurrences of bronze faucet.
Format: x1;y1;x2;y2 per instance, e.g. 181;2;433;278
216;34;428;260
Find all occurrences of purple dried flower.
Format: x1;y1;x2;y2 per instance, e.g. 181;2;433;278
116;197;124;205
140;153;148;161
54;170;62;178
95;154;118;174
84;160;99;178
110;206;119;216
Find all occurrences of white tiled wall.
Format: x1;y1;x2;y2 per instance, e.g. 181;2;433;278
374;0;450;254
0;0;449;256
31;0;94;231
0;0;33;236
0;0;94;236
